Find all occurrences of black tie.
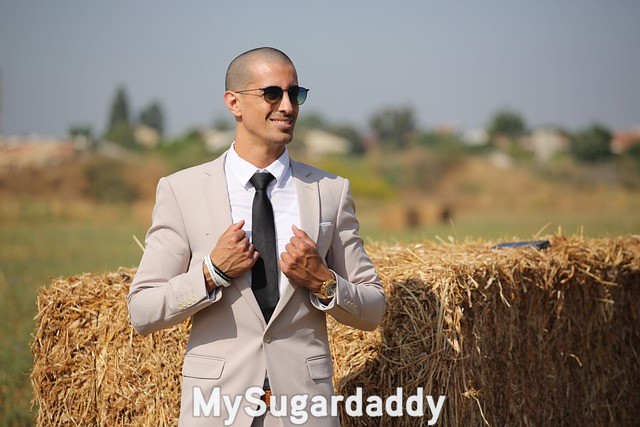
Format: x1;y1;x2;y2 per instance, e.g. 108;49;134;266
249;172;278;323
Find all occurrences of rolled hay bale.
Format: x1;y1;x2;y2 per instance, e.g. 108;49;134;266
32;235;640;426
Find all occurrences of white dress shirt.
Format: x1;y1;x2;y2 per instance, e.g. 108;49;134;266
224;143;300;297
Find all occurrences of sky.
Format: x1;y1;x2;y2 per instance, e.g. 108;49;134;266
0;0;639;138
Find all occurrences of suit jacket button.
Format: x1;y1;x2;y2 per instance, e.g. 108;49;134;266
264;334;272;343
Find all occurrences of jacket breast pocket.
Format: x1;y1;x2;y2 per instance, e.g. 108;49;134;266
182;354;226;380
306;354;334;380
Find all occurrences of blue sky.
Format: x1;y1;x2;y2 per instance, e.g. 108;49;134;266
1;0;639;137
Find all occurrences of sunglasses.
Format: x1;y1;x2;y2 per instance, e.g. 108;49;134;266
235;86;309;105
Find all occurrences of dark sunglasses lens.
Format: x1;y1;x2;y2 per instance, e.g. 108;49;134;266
293;87;308;105
262;87;283;104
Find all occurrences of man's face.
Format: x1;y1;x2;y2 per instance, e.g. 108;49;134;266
234;61;300;151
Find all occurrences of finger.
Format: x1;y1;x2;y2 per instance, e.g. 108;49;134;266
241;237;251;250
229;220;245;231
246;243;256;255
280;251;293;266
278;258;290;274
292;224;307;238
290;236;313;253
236;238;249;251
279;257;296;277
233;230;247;243
285;242;296;255
292;225;315;246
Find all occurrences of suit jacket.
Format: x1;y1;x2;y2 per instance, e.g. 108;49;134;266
128;151;386;426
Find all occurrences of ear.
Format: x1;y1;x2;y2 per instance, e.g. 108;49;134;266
224;91;242;119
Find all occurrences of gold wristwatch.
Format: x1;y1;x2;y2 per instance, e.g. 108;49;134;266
313;274;337;300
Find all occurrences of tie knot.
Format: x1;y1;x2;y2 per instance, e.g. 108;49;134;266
250;172;275;191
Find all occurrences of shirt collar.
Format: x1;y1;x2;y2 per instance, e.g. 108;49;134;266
226;142;290;189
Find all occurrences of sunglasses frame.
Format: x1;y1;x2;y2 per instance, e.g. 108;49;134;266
235;86;309;105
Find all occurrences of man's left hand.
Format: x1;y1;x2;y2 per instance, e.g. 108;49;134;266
279;225;332;293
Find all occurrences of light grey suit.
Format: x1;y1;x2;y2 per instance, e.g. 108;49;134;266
128;151;386;426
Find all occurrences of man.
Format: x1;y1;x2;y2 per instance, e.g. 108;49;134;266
128;47;385;427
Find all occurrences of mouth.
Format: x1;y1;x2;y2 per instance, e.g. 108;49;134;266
270;116;295;131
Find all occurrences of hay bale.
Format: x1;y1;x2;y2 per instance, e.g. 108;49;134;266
31;235;640;426
379;201;450;231
31;269;188;426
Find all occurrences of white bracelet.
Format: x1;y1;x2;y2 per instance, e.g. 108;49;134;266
204;255;231;288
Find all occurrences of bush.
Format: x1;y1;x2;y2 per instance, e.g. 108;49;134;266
85;158;139;203
569;124;613;163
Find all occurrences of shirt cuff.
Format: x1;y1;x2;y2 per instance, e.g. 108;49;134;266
310;293;336;309
207;285;220;301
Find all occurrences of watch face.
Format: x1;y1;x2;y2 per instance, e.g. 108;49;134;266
325;283;336;298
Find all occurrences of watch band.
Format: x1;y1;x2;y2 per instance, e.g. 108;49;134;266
313;274;337;299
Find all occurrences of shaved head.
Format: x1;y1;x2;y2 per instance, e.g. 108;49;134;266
225;47;294;91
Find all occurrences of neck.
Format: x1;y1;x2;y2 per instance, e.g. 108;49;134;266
234;139;286;169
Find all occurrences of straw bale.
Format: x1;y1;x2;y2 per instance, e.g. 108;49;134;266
31;269;188;426
379;201;450;231
31;235;640;426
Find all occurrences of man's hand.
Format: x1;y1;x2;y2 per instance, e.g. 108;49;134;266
207;220;258;283
280;225;332;293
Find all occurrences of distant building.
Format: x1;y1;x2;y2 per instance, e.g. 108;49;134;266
611;127;640;154
134;125;160;148
203;128;351;157
301;129;350;157
0;136;78;170
203;130;234;152
522;129;569;163
461;128;489;146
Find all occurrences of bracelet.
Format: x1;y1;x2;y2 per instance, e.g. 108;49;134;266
204;255;231;288
212;260;232;283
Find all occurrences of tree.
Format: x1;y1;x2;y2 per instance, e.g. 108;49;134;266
569;124;613;163
139;101;165;136
487;109;526;140
106;86;131;131
330;124;366;156
104;86;135;147
297;111;329;131
628;142;640;166
369;106;416;149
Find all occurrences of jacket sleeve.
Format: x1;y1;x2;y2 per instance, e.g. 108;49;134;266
127;177;221;336
311;178;386;331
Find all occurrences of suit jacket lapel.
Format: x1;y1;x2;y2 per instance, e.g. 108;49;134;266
203;153;232;239
203;152;266;326
293;161;320;243
271;160;320;322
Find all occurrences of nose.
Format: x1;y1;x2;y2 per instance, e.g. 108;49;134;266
276;90;295;113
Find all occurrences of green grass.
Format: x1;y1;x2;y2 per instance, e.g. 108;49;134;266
0;218;148;426
358;212;640;243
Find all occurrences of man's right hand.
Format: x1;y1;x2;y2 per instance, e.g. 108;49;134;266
209;220;258;279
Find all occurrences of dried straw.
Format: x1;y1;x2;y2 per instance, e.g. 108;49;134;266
31;269;188;426
31;235;640;426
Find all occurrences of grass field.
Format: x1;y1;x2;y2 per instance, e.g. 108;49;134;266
359;210;640;243
1;199;638;425
0;215;148;426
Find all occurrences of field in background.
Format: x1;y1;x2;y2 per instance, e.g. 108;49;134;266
1;150;639;425
0;211;148;426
